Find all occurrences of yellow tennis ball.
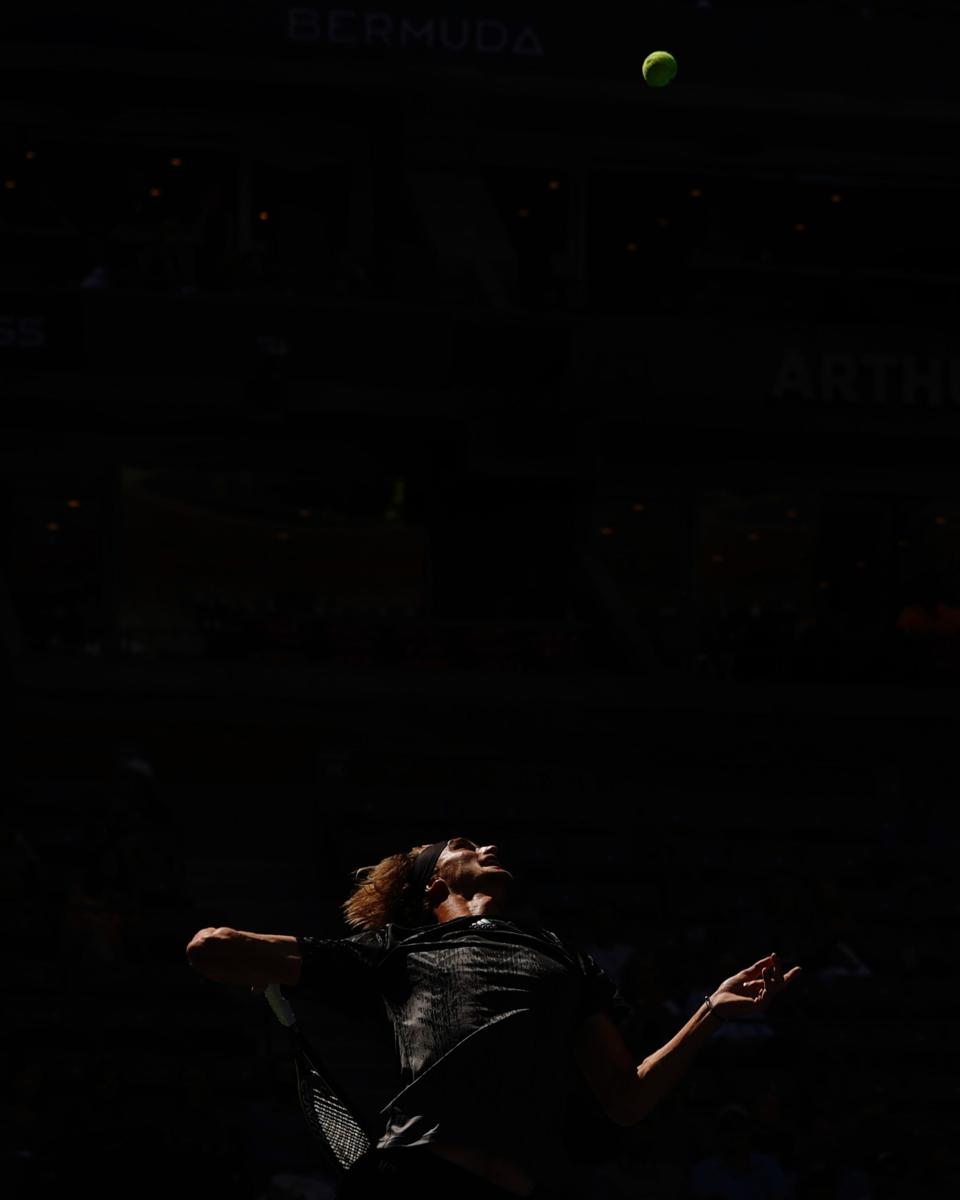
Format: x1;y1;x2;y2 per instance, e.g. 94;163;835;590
643;50;678;88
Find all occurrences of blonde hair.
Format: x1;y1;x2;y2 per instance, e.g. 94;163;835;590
342;843;433;931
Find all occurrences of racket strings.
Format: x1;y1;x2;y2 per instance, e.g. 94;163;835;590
297;1059;372;1170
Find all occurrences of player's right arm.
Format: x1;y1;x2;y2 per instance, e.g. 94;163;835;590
186;926;303;988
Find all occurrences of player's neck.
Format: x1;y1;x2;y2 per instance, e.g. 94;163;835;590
434;892;508;923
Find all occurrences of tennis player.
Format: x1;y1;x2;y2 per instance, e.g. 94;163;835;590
187;836;801;1198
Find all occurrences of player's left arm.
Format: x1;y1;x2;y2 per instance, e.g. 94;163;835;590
574;1005;717;1126
574;952;801;1125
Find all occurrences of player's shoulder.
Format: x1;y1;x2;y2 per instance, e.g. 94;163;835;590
495;918;589;966
535;924;568;950
532;925;611;976
296;928;385;963
379;915;581;959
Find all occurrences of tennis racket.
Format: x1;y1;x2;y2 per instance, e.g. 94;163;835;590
264;983;374;1174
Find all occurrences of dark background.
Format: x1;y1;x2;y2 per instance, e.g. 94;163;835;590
2;4;956;1200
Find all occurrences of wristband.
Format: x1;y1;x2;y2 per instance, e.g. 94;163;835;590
703;994;724;1022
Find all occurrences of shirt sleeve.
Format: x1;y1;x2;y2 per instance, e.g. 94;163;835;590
575;948;634;1027
292;929;388;1011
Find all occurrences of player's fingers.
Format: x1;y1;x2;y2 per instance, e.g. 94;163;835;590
741;955;776;979
758;966;801;1000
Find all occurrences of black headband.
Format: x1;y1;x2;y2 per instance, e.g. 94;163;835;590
410;840;448;895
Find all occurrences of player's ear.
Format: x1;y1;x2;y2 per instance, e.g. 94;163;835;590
424;874;448;906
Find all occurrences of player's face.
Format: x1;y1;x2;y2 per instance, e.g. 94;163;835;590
435;836;513;896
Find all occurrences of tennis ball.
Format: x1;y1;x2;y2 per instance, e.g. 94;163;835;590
643;51;678;88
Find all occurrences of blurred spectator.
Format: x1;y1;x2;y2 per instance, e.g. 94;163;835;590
895;568;960;636
335;247;373;299
690;1104;792;1200
1;1052;42;1152
138;216;197;294
813;940;872;990
77;234;115;290
793;1098;875;1200
107;749;182;891
0;815;43;952
56;749;185;981
748;1072;799;1173
709;601;805;682
59;852;129;975
588;1122;653;1200
80;263;113;289
190;179;237;290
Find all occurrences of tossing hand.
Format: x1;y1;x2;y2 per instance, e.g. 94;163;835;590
708;952;802;1022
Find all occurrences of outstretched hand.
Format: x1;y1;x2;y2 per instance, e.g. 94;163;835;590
710;953;802;1022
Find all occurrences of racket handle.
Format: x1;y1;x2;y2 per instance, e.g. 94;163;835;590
265;983;297;1028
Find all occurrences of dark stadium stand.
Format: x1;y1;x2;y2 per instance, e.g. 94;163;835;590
3;5;959;1200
